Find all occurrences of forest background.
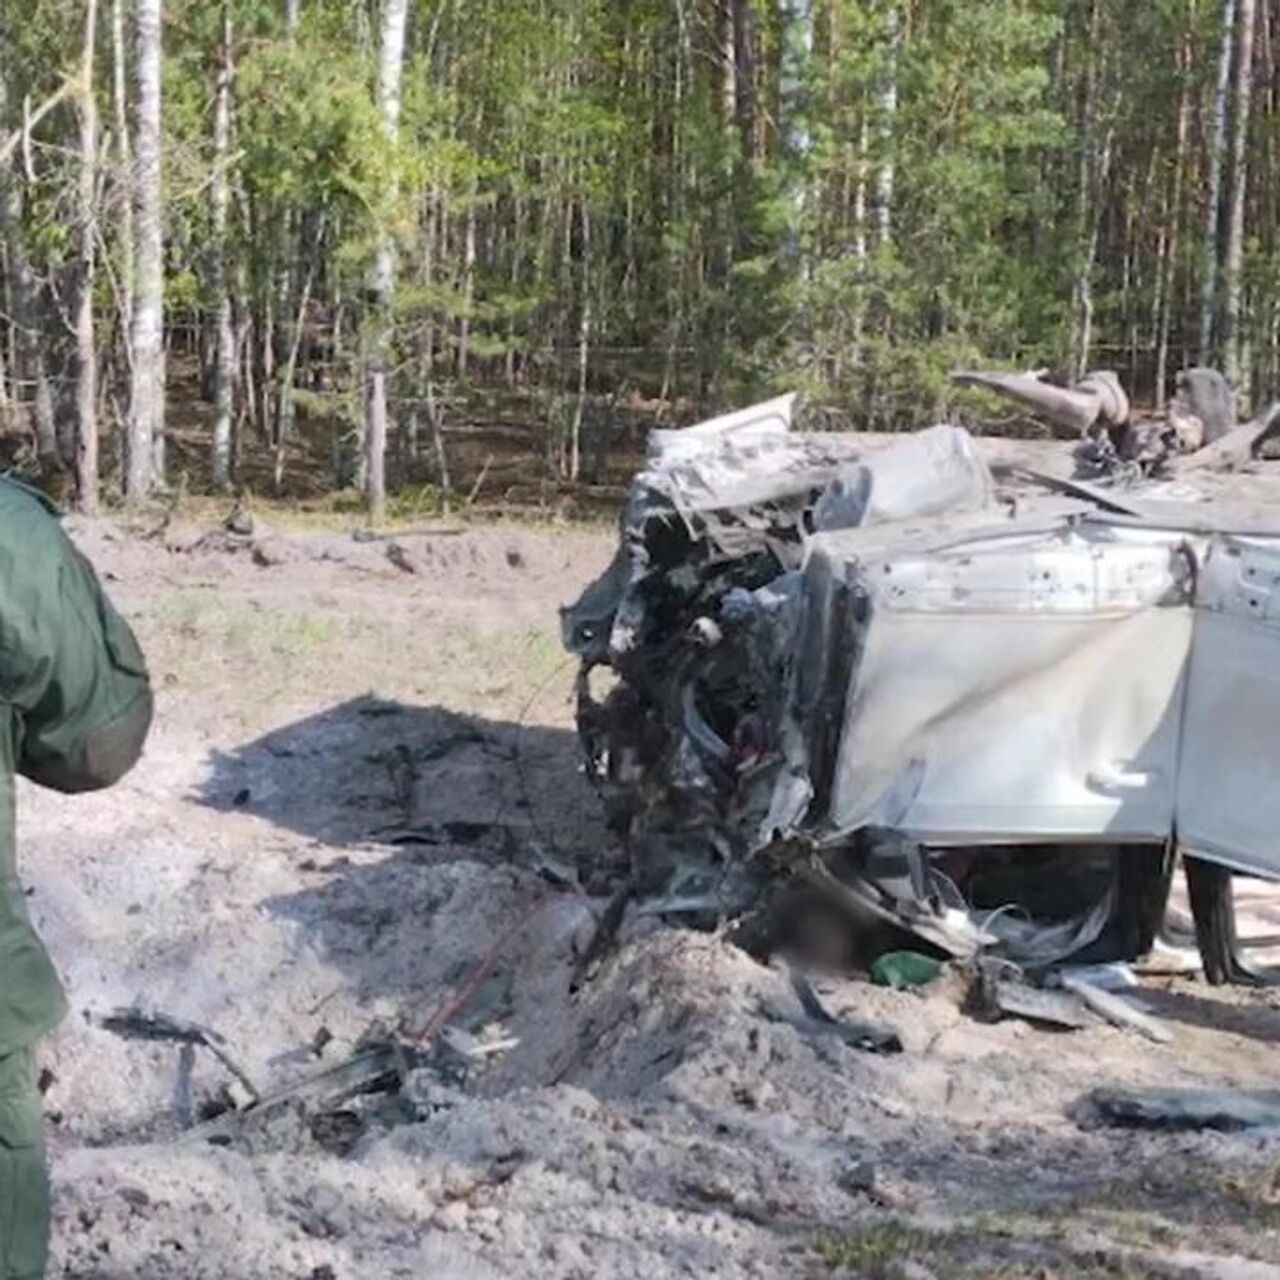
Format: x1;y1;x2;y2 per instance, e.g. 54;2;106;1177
0;0;1273;516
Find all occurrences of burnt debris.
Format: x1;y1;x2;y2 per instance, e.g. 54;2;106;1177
563;378;1280;987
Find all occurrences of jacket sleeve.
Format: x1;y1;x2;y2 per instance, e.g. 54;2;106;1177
0;493;153;794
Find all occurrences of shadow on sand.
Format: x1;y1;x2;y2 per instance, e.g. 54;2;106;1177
197;694;606;853
195;695;614;1005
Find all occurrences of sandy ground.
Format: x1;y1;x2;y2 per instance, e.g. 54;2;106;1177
15;499;1280;1279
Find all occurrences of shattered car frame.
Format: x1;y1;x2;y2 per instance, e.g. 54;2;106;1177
563;391;1280;980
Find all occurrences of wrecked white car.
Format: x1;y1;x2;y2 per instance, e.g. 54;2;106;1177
563;388;1280;987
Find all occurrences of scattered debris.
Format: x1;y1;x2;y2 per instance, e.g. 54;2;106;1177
869;952;942;990
1055;962;1138;993
182;527;256;556
183;1037;415;1153
775;966;903;1055
1183;401;1280;473
791;857;993;963
98;1006;260;1105
569;881;635;992
953;365;1187;478
1170;367;1236;450
1086;1086;1280;1132
530;843;582;891
439;1027;520;1061
1055;972;1172;1045
953;364;1280;483
988;464;1143;515
224;504;255;538
952;367;1131;436
385;541;419;574
350;525;467;542
974;962;1094;1031
45;504;1280;1276
379;819;515;850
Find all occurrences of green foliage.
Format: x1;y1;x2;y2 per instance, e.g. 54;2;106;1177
6;0;1280;494
235;42;391;221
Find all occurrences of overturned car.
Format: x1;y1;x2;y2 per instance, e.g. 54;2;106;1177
563;388;1280;985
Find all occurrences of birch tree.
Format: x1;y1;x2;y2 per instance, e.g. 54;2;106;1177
126;0;164;501
210;5;235;490
1200;0;1237;364
1154;30;1191;411
1222;0;1258;391
112;0;132;337
74;0;100;512
876;0;898;247
364;0;409;523
1069;1;1117;380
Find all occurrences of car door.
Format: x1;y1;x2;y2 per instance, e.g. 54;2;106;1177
1177;534;1280;876
826;523;1195;845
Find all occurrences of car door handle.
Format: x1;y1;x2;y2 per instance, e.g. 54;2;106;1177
1087;763;1158;793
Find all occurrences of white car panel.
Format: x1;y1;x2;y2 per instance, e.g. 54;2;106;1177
829;527;1194;843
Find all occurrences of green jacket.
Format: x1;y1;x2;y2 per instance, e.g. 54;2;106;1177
0;480;152;1056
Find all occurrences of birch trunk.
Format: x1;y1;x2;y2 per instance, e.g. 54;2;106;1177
421;186;451;511
74;0;100;512
1222;0;1257;391
719;0;736;134
876;0;898;247
127;0;163;501
849;110;870;370
112;0;133;344
1155;39;1191;412
364;0;409;523
274;230;320;490
211;5;235;490
1200;0;1237;363
569;200;590;484
1068;2;1115;381
457;192;477;376
273;0;300;459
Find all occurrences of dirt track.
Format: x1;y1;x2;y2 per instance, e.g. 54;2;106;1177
21;509;1280;1279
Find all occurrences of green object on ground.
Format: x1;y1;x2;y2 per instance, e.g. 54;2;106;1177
870;951;943;990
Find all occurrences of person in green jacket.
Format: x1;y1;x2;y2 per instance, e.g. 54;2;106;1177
0;479;153;1279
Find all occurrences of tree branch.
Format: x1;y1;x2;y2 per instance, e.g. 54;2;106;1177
0;79;77;171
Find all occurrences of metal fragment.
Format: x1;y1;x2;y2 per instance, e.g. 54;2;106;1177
981;972;1094;1031
99;1006;260;1104
1057;973;1171;1044
1087;1086;1280;1132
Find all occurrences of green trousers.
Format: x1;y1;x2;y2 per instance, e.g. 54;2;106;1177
0;1049;47;1280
